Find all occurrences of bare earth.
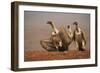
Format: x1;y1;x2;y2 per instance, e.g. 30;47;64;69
24;50;90;61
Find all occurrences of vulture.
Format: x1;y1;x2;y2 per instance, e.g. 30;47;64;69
40;21;73;52
73;21;86;51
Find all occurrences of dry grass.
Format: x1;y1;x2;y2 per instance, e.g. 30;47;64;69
24;50;90;61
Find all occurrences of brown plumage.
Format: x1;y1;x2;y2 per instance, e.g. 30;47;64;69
40;21;73;52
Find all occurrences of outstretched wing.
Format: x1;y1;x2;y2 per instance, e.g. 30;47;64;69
59;26;72;44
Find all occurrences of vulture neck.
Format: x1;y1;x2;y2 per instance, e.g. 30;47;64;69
50;23;59;34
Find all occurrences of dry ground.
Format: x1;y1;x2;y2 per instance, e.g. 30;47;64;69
24;50;90;61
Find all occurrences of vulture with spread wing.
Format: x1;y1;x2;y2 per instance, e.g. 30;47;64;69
40;21;73;52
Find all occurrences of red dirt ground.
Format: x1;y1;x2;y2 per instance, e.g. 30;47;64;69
24;50;90;61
